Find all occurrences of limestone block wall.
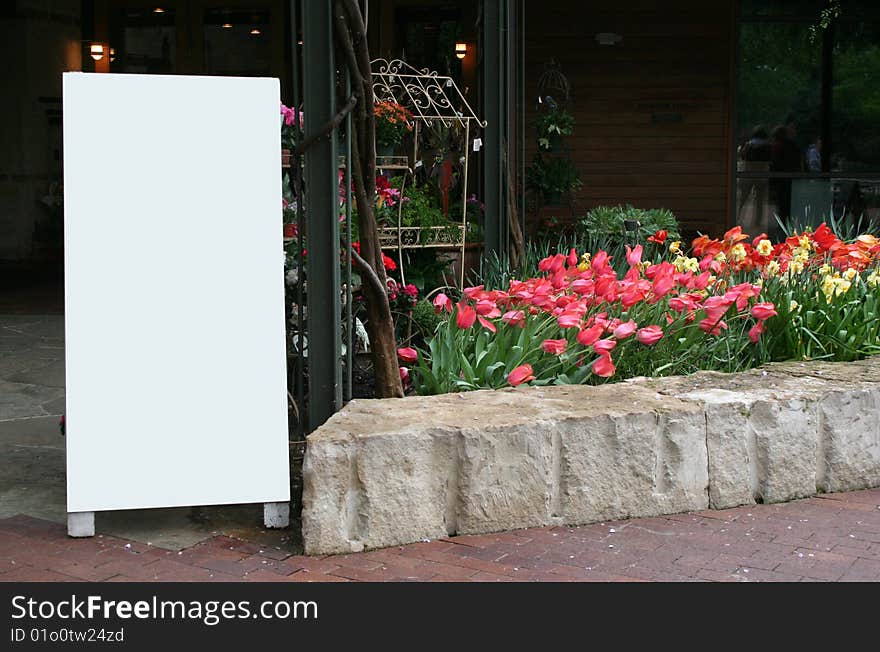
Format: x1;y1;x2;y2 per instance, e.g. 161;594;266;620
302;359;880;555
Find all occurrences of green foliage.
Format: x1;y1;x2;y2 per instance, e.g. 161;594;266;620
536;108;575;150
400;249;456;295
577;205;681;245
386;177;446;228
409;298;444;342
525;155;582;199
757;270;880;363
472;235;578;290
473;206;682;290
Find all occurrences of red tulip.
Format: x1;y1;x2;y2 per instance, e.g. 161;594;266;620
397;347;418;364
647;229;668;245
751;302;778;321
508;364;535;386
636;325;664;346
542;339;567;355
399;366;410;383
567;247;579;268
455;302;477;329
577;323;604;346
612;320;637;339
592;353;616;378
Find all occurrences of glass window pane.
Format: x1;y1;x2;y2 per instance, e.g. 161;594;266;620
110;8;176;74
204;9;271;77
736;176;880;235
832;19;880;172
737;20;821;168
740;0;822;20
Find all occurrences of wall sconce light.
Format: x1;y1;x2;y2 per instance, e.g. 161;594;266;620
455;43;467;59
89;44;104;61
250;27;261;36
222;23;233;29
110;48;115;62
153;7;165;13
595;32;623;46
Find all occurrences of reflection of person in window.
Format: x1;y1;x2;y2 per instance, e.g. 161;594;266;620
806;137;822;173
737;126;771;233
770;124;803;220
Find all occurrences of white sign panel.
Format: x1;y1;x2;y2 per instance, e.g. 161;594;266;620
63;73;290;513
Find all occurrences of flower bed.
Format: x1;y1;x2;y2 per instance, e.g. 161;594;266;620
403;223;880;394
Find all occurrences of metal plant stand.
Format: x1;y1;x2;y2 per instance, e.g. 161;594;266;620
371;58;487;289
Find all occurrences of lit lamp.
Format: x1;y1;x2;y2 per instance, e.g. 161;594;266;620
109;48;115;62
89;44;104;61
455;42;467;59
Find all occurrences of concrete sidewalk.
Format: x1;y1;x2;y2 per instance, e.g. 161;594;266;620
0;314;299;551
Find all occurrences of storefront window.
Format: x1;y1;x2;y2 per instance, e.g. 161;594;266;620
110;8;177;74
735;0;880;235
203;9;271;77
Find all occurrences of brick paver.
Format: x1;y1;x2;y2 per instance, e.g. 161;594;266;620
1;489;879;582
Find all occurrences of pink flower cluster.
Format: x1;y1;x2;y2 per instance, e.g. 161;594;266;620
433;242;777;382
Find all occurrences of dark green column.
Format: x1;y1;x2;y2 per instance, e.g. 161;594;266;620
301;0;341;429
481;0;511;257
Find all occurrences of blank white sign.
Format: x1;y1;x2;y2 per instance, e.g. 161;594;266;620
63;73;290;512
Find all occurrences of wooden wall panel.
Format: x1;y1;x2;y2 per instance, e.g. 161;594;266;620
524;0;735;238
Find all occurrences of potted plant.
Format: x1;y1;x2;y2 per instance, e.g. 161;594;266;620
374;100;412;156
280;103;301;167
525;155;582;204
536;107;575;151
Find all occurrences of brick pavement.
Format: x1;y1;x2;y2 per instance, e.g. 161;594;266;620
1;489;879;582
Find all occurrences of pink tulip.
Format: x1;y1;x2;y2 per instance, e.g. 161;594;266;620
699;317;728;336
433;292;453;314
703;295;734;322
592;338;617;354
397;347;418;364
475;299;501;318
613;320;637;339
625;244;643;267
748;320;764;343
636;325;664;346
592;353;616;378
508;364;535;386
478;316;497;333
542;339;567;355
502;310;526;328
751;302;778;321
557;312;581;329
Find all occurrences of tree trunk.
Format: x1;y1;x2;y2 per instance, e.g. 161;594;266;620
335;0;404;399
